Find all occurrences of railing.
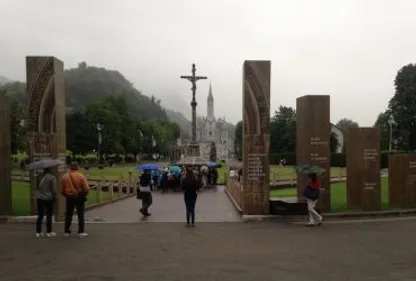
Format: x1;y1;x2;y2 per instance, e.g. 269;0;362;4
225;177;243;211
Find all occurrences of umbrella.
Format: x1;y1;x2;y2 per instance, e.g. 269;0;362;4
169;165;181;173
206;162;217;168
295;164;325;175
26;158;65;171
137;163;159;171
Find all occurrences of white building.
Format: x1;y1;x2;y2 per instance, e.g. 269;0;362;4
192;84;234;161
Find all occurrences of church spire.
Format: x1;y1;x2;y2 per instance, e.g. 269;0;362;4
207;82;214;121
208;83;213;101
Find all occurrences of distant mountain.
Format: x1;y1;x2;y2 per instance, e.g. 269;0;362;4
0;75;12;85
165;109;191;137
159;95;191;120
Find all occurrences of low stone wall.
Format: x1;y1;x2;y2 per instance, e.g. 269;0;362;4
225;178;243;213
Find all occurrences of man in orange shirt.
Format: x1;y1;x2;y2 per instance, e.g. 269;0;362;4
61;162;90;237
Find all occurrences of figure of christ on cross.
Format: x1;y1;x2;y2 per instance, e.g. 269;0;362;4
180;64;207;148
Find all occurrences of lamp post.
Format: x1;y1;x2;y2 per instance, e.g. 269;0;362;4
97;123;102;163
388;116;394;151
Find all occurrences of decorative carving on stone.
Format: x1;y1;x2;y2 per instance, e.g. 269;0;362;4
242;60;271;215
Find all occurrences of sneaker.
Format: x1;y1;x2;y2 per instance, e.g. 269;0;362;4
78;233;89;238
306;223;315;227
46;232;57;238
64;233;71;237
35;233;44;238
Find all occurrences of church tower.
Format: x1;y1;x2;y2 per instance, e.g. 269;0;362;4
206;83;215;141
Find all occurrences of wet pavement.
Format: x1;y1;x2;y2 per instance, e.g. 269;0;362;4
86;186;241;223
1;218;416;280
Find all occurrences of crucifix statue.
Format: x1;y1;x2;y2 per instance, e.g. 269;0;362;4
180;63;207;155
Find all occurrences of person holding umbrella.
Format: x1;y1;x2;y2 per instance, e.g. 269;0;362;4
26;158;63;238
34;167;58;237
296;165;324;226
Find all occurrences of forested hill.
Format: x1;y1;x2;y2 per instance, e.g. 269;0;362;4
1;62;168;122
65;62;167;121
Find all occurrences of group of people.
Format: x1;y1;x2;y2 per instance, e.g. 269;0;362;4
149;165;219;192
137;166;200;226
33;162;89;238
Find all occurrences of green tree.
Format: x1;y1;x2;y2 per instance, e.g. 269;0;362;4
269;106;296;153
234;121;243;159
335;118;359;132
335;118;359;152
388;64;416;150
330;132;339;153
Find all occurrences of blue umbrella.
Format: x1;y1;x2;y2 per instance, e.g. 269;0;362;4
137;163;159;171
169;165;181;173
206;162;217;168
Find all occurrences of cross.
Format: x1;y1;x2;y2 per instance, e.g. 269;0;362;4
180;63;207;102
180;63;208;149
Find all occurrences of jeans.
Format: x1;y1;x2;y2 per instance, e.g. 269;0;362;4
64;196;86;234
185;197;197;224
36;199;54;233
306;199;322;224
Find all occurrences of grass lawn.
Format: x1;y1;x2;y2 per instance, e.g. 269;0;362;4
12;181;121;216
270;178;389;213
13;164;347;183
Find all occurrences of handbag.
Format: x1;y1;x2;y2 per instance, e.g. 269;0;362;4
303;185;319;200
136;188;142;200
69;173;87;202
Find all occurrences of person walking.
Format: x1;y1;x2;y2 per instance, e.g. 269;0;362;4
61;162;90;238
34;167;58;238
138;170;152;216
302;173;323;226
182;169;199;227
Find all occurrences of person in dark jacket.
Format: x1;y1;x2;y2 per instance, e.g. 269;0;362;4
138;170;152;216
182;169;199;226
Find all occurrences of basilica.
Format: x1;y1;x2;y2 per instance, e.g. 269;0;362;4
192;84;234;161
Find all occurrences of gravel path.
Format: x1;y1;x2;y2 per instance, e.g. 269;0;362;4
1;218;416;280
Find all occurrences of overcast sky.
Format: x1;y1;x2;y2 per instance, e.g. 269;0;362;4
1;0;415;125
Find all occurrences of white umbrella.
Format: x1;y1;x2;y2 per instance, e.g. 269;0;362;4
26;159;66;171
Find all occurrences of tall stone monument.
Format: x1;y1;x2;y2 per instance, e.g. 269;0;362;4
346;127;381;211
180;64;207;157
296;95;331;212
0;95;12;216
388;154;416;208
26;56;67;220
242;60;271;215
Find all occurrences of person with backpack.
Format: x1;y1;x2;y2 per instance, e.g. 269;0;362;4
302;173;323;226
61;162;90;238
138;170;152;216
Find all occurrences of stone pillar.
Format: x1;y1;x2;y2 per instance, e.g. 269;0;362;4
242;60;270;215
388;154;416;208
296;95;331;212
0;95;12;216
26;56;67;220
346;128;381;211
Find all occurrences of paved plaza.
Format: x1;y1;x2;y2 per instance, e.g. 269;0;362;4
1;218;416;281
86;186;241;223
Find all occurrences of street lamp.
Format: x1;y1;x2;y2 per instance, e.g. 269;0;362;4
388;116;394;151
96;123;102;163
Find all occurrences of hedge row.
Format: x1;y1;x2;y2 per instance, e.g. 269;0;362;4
269;151;408;169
